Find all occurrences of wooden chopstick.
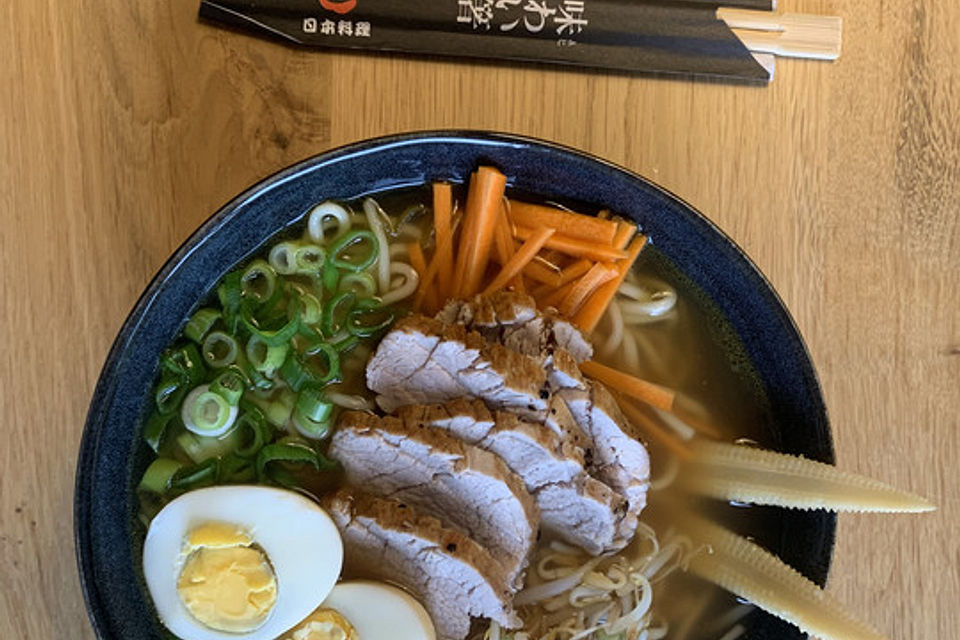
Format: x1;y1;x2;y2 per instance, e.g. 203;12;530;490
718;8;843;60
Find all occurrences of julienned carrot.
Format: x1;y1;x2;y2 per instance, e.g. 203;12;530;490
456;167;508;298
580;359;675;411
433;183;454;298
556;259;594;286
539;280;577;308
613;220;637;249
407;242;437;312
492;204;527;293
413;225;456;312
483;227;555;296
451;173;479;298
557;263;617;317
617;395;692;461
514;226;628;262
572;235;648;333
522;258;563;287
506;200;619;244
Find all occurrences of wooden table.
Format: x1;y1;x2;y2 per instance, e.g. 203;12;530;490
1;0;956;637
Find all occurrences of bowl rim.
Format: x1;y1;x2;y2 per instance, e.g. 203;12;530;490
75;129;835;639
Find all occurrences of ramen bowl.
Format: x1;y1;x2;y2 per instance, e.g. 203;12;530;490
75;131;834;640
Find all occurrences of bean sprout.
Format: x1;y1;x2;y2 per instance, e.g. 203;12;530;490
380;262;420;306
307;201;351;244
363;199;392;293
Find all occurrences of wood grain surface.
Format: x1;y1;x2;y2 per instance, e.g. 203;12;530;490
1;0;957;638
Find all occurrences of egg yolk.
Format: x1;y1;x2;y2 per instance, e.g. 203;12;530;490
283;608;358;640
176;523;278;633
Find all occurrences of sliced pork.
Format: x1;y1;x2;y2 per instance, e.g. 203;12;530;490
396;399;634;555
433;294;652;515
323;490;520;640
330;412;538;588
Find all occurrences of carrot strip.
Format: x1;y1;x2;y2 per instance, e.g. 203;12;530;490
456;167;508;298
483;227;555;296
433;183;454;298
413;225;456;312
579;359;675;411
538;280;577;308
451;174;478;298
557;263;617;317
507;200;618;244
617;395;692;461
514;226;628;262
613;220;637;249
490;203;528;293
522;259;563;287
407;242;437;313
572;235;648;333
556;259;594;286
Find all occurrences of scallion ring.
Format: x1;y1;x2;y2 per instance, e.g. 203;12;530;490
338;272;377;297
234;408;272;458
169;459;219;492
299;291;322;326
184;308;222;344
202;331;239;368
138;458;184;494
154;377;186;416
240;259;277;303
210;369;245;406
322;260;340;293
294;244;327;274
347;298;395;338
292;412;333;440
217;271;243;332
240;303;300;347
182;384;238;437
296;387;335;423
328;229;380;272
161;344;206;386
245;334;289;377
143;412;176;452
321;291;356;337
268;241;301;275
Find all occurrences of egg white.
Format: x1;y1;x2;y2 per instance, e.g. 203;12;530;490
322;581;436;640
143;485;343;640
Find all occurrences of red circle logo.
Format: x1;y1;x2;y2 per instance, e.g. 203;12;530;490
319;0;357;14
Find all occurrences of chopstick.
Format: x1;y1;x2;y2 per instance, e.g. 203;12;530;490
718;8;843;60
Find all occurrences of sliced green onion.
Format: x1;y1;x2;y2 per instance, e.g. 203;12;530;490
240;304;300;347
234;408;272;458
339;272;377;297
347;299;395;338
170;459;219;492
234;349;273;391
321;291;356;337
280;340;342;392
299;292;322;326
248;387;297;427
256;437;336;485
182;385;238;437
184;308;222;344
296;387;335;423
218;271;243;333
241;260;277;303
269;241;301;275
143;412;176;452
161;344;206;386
202;331;239;368
292;412;333;440
322;261;340;293
332;334;361;355
245;335;289;376
210;369;245;406
218;453;256;483
154;377;186;416
328;229;379;272
294;244;327;274
138;458;183;494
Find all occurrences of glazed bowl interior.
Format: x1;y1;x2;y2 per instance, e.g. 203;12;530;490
75;131;834;640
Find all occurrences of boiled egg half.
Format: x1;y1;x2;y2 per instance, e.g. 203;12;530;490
143;485;343;640
281;581;436;640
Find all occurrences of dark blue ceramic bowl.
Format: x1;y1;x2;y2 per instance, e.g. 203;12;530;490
75;131;834;639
